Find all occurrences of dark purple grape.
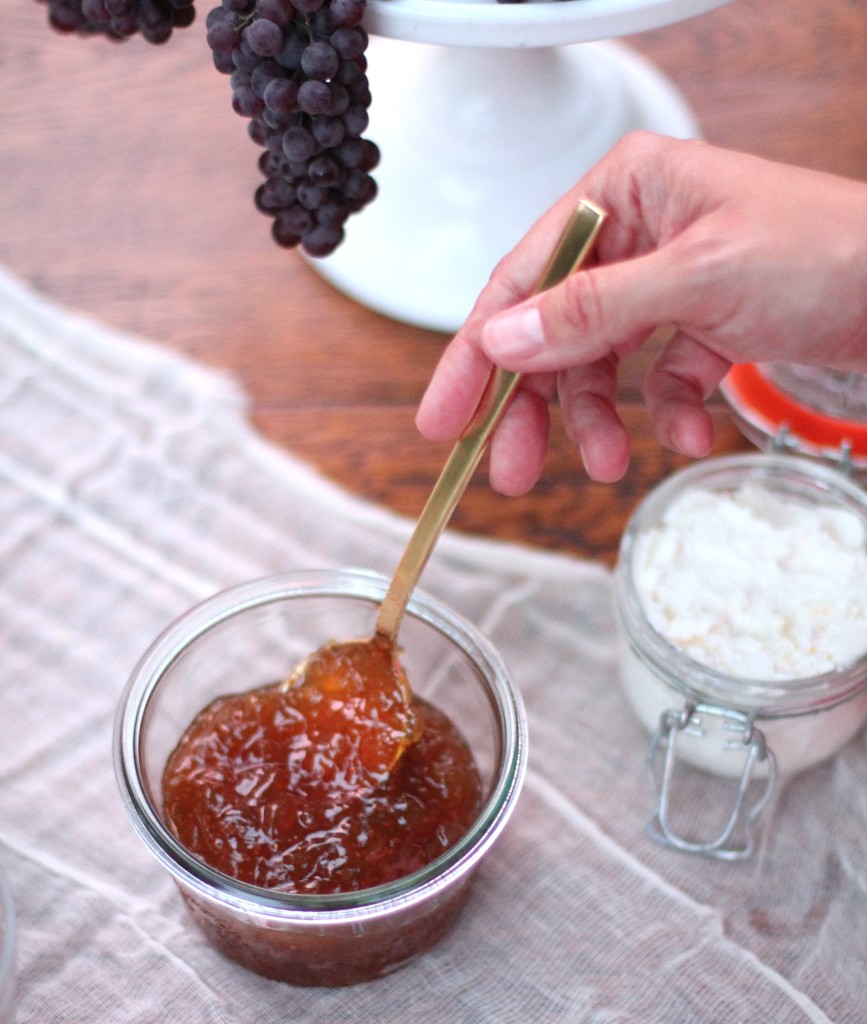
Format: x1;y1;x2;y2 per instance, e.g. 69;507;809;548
311;115;345;148
264;131;285;156
282;125;318;162
263;77;299;114
310;6;333;34
334;136;364;167
251;60;285;97
302;223;344;258
46;7;82;31
255;0;291;25
244;17;284;57
212;49;235;73
111;14;139;35
342;104;368;138
331;27;365;60
317;198;350;228
255;178;298;212
261;109;289;129
143;24;172;43
206;19;237;52
346;74;371;106
232;85;265;117
308;154;345;188
248;118;269;145
278;204;316;235
259;151;285;176
83;0;108;19
301;40;340;81
276;32;305;70
329;0;364;27
297;79;332;116
286;160;310;180
325;81;350;116
296;180;326;210
343;168;376;206
232;44;258;72
272;218;302;248
335;58;363;86
357;138;380;171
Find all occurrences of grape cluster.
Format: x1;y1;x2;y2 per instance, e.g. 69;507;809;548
206;0;379;257
36;0;196;43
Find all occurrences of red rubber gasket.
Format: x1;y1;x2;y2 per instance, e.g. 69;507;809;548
721;363;867;458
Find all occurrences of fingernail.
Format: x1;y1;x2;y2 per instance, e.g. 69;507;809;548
482;305;544;360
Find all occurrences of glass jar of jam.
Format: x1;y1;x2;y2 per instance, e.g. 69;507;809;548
114;569;527;986
614;454;867;860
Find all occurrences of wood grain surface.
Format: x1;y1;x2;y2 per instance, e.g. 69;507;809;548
2;0;865;565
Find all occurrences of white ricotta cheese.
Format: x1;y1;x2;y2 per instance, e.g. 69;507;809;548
632;483;867;680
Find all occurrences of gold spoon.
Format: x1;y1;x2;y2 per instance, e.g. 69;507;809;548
287;200;606;780
376;198;607;640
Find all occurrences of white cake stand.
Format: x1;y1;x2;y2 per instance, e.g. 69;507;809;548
313;0;732;331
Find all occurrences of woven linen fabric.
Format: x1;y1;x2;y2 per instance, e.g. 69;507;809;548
0;267;864;1024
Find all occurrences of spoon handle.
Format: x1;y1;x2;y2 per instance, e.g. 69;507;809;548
376;199;607;642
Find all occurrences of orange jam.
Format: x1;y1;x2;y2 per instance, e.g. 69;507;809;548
161;637;482;894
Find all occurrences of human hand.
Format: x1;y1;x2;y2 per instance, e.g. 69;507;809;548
416;132;867;492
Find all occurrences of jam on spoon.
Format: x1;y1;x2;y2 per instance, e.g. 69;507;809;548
280;633;419;784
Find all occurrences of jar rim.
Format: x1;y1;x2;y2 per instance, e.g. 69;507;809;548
615;453;867;717
113;568;527;921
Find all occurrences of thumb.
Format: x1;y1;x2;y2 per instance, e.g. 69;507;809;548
479;247;690;373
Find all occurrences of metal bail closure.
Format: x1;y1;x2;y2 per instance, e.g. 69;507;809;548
646;703;777;861
771;423;855;476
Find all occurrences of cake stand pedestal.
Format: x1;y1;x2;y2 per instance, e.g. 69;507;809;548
312;0;731;332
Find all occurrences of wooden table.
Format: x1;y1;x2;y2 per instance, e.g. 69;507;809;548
2;0;865;565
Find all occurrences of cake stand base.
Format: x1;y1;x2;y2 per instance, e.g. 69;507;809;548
313;37;700;333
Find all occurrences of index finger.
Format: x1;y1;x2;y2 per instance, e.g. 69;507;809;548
417;195;609;440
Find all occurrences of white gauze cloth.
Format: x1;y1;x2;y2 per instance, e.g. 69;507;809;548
0;267;865;1024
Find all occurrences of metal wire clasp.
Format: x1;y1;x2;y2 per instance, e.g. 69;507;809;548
646;703;777;861
771;423;855;476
